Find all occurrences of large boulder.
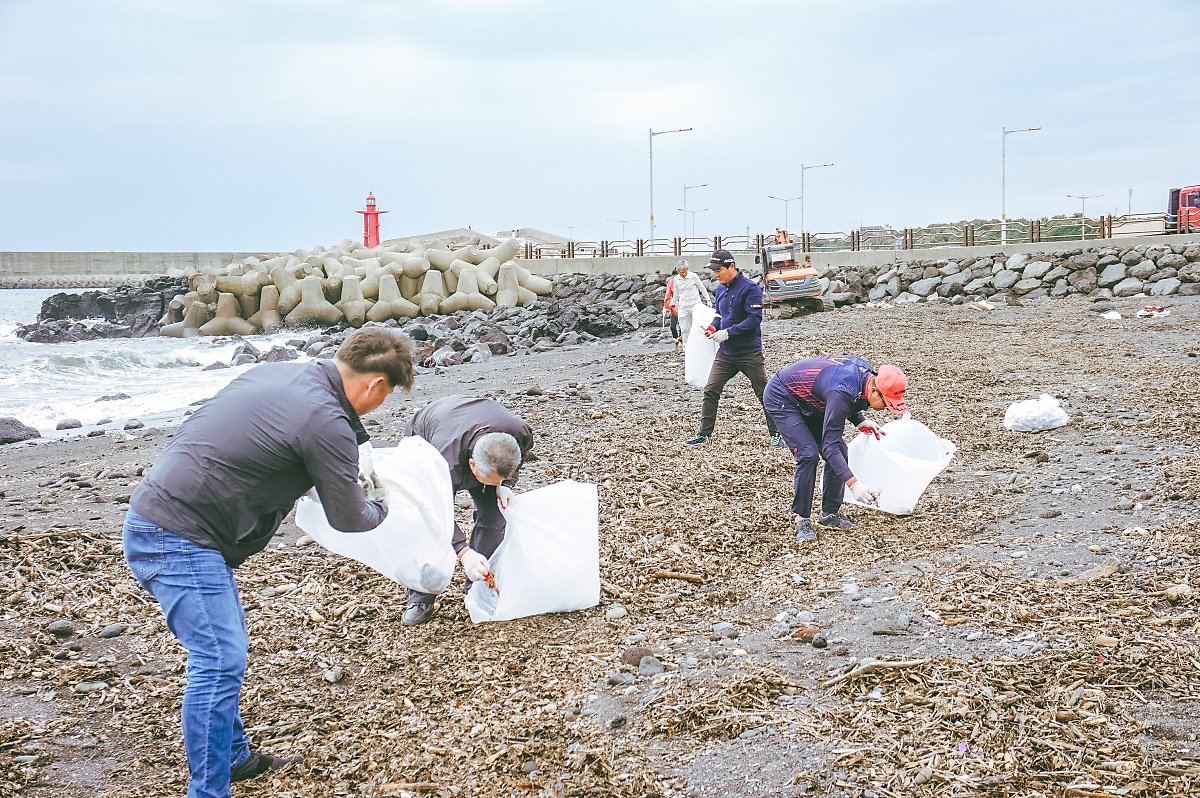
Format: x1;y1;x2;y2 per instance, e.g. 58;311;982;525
1150;278;1182;296
0;417;41;445
1005;253;1030;271
1128;260;1156;280
1012;278;1043;296
1069;252;1100;270
1158;253;1187;270
1112;277;1144;297
1022;260;1053;280
992;269;1020;290
937;270;971;297
1067;267;1098;292
1098;262;1127;288
908;277;941;297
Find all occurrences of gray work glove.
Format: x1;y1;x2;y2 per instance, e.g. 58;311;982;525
359;470;387;503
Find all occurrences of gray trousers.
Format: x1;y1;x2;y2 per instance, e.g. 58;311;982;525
699;350;778;437
407;484;506;605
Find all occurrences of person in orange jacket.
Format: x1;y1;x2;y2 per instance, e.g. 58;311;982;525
663;267;681;349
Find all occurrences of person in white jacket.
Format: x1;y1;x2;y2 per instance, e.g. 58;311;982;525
669;260;712;343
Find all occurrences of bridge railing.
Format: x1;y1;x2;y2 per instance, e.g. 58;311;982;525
512;211;1193;258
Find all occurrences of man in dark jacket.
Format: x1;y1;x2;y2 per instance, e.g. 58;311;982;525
124;327;413;797
763;355;908;541
401;395;535;626
685;248;780;447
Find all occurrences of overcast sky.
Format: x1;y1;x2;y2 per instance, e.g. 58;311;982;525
1;0;1196;251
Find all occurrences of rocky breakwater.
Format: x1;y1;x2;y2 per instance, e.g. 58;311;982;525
17;277;189;342
188;271;676;372
817;240;1200;307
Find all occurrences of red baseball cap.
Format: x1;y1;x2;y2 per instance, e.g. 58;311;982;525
875;365;907;414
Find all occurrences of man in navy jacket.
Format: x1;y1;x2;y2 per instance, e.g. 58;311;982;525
685;249;781;447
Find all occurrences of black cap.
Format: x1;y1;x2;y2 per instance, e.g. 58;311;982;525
708;249;735;269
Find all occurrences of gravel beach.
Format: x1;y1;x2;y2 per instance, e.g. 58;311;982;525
2;294;1198;797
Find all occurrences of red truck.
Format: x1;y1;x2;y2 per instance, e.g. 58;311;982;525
1168;185;1200;232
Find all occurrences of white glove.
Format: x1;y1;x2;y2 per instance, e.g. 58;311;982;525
712;329;729;343
850;481;879;505
459;548;492;583
359;470;386;503
497;485;515;510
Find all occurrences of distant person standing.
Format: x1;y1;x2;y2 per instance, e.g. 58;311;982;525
685;249;780;448
669;259;711;343
663;267;681;350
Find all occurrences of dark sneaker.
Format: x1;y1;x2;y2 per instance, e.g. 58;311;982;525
401;602;436;626
816;514;856;532
684;434;709;447
231;751;303;782
769;433;784;449
795;518;817;542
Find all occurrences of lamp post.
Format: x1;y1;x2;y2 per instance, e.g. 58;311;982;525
677;208;709;239
649;127;693;250
1066;193;1102;240
767;194;802;234
800;162;833;240
683;183;707;240
607;218;639;241
1002;126;1041;244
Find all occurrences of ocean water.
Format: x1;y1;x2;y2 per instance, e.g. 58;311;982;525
0;289;299;434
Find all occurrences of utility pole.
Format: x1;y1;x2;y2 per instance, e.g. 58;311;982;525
649;127;693;250
1002;126;1041;244
1066;193;1103;241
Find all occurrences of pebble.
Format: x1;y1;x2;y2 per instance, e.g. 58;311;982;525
711;621;738;639
98;623;128;639
521;760;538;775
1040;508;1063;518
620;646;653;666
608;715;627;729
123;419;144;430
295;535;315;547
810;634;828;649
1093;635;1119;648
1010;550;1027;559
13;754;38;764
795;611;815;623
966;631;985;641
323;666;345;684
914;766;934;784
48;619;75;637
607;672;634;686
604;605;627;620
73;681;108;694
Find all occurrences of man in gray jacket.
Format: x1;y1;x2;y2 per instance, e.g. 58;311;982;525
124;327;413;797
402;395;535;626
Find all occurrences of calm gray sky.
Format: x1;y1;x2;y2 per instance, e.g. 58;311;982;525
1;0;1196;251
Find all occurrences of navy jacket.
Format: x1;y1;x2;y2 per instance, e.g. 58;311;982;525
711;271;763;356
765;355;874;482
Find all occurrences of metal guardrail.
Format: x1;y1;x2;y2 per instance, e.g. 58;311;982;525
512;212;1194;259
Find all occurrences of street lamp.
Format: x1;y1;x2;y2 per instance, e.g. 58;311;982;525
767;194;802;233
683;183;707;240
676;208;709;239
607;218;640;241
800;162;833;238
1002;126;1041;244
649;127;693;249
1066;193;1102;241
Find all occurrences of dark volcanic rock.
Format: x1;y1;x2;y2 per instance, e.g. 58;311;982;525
55;418;82;430
0;417;41;445
18;276;187;342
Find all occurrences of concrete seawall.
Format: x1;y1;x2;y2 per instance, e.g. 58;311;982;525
4;233;1200;287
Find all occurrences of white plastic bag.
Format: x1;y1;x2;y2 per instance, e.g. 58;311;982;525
684;304;718;389
846;417;956;516
465;480;600;623
295;436;457;594
1003;393;1069;432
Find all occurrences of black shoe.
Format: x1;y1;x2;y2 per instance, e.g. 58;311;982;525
231;750;303;782
401;602;436;626
815;514;856;532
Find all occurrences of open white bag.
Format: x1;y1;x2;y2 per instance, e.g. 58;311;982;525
465;480;600;623
845;417;956;516
684;304;718;389
1003;393;1069;432
295;437;457;594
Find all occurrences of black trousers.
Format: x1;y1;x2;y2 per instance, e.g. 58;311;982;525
699;350;778;437
407;484;506;605
765;401;847;518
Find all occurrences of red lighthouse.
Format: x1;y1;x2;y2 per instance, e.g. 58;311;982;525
355;192;388;248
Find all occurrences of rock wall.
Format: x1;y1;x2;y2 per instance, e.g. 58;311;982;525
823;241;1200;306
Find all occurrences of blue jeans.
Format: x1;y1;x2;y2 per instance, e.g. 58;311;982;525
123;509;251;798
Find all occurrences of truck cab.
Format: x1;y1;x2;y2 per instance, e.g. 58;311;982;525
1168;185;1200;232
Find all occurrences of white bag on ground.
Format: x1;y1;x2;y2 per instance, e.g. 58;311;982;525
846;417;956;516
295;437;456;594
684;303;718;389
465;480;600;623
1003;393;1069;432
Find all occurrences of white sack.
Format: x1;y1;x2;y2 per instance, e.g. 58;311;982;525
295;437;456;594
846;417;956;516
465;480;600;623
1003;393;1070;432
684;303;718;390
